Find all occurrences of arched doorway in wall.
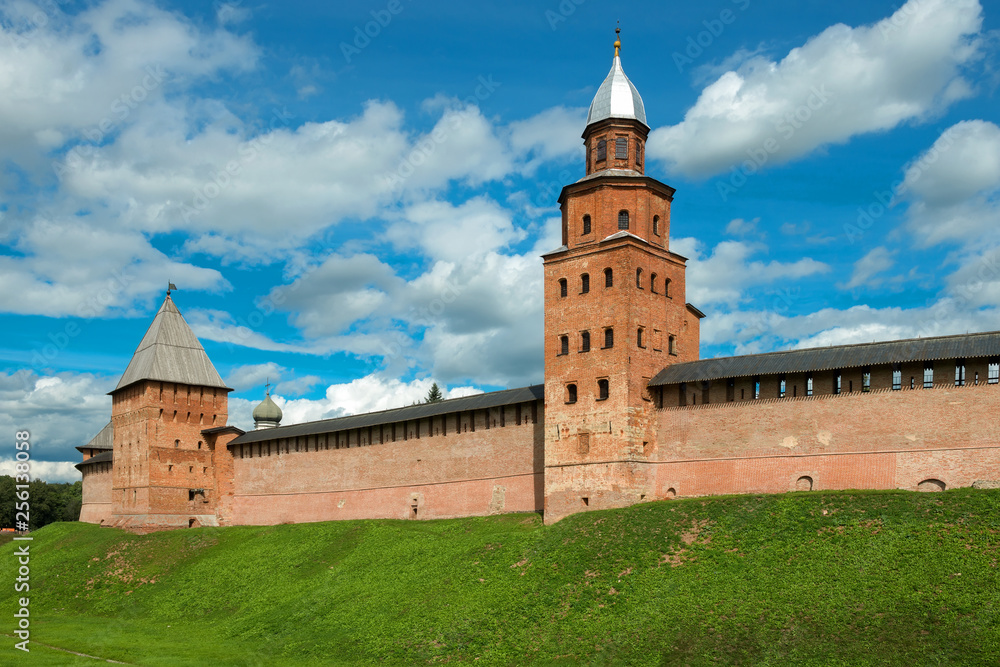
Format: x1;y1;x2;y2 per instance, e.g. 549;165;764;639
665;488;677;499
917;479;946;492
796;476;813;491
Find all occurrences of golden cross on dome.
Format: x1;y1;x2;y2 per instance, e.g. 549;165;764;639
615;23;621;57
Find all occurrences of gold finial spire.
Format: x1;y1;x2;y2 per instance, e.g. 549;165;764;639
614;23;621;58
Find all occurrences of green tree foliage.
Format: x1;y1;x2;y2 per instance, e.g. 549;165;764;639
0;475;83;530
425;382;443;403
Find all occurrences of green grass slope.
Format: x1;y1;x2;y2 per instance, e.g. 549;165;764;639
2;489;999;666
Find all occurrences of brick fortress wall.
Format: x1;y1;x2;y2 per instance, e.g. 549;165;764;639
651;380;1000;498
226;400;544;525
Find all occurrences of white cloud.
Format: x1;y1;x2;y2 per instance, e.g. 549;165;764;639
724;217;761;237
678;238;829;307
0;459;81;483
648;0;984;176
226;363;286;392
386;197;526;262
507;106;587;173
228;375;483;430
842;246;895;290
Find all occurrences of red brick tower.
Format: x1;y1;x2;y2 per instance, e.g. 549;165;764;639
542;32;702;522
109;290;232;530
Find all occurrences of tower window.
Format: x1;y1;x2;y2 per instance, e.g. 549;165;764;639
559;278;567;298
779;375;787;398
653;215;659;235
598;379;610;400
581;273;590;294
636;268;643;288
636;141;643;166
581;331;591;352
989;362;999;384
582;214;591;235
664;278;671;298
618;210;629;230
615;137;627;159
637;328;645;348
560;336;569;356
923;362;934;388
566;384;577;404
753;377;761;400
892;364;902;390
862;368;871;392
604;268;613;288
807;373;814;396
596;139;607;161
955;360;966;387
604;328;614;349
668;335;677;355
650;273;658;293
834;372;842;395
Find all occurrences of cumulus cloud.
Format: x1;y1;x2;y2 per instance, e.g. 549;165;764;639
648;0;985;176
676;237;830;307
842;247;895;290
228;375;483;430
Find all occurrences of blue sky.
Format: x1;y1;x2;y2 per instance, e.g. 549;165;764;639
1;0;998;481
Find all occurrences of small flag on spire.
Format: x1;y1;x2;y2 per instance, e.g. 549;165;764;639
167;282;178;296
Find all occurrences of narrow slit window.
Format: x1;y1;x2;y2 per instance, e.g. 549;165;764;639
559;278;567;298
862;369;871;392
636;268;643;288
604;328;614;348
989;362;1000;384
581;331;591;352
637;328;645;348
779;376;787;398
924;362;934;388
598;379;610;400
955;360;966;387
664;278;671;297
604;268;613;288
596;139;607;161
653;215;659;235
618;210;629;230
668;335;677;355
566;384;577;404
754;377;761;400
581;273;590;294
650;273;658;293
807;374;814;396
636;141;643;166
560;336;569;356
834;372;842;395
892;364;902;390
582;214;591;235
615;137;627;159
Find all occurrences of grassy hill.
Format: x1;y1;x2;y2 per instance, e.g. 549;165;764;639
3;489;999;666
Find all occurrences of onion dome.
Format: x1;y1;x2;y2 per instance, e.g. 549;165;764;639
586;29;647;128
252;389;282;430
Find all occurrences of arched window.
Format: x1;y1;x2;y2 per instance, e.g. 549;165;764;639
596;139;607;161
598;379;610;400
637;328;645;348
566;384;577;404
581;273;590;294
650;273;658;293
581;331;591;352
604;328;614;349
636;141;643;166
618;210;629;230
668;335;677;355
615;137;628;159
559;278;567;298
653;215;659;235
664;278;671;297
582;214;592;235
636;268;643;288
560;336;569;356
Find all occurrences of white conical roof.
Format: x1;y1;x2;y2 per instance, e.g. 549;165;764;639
587;54;647;127
115;295;229;391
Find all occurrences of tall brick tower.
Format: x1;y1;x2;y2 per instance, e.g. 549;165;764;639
542;31;703;522
109;290;232;530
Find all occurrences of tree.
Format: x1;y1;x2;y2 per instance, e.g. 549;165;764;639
425;382;443;404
